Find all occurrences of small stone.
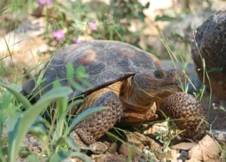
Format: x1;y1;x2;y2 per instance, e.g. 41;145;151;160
89;142;109;154
24;134;42;154
63;157;83;162
92;153;126;162
177;150;189;161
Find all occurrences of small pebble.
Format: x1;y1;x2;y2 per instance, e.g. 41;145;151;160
89;142;108;154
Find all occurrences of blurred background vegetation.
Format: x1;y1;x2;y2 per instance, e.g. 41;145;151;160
0;0;224;81
0;0;226;161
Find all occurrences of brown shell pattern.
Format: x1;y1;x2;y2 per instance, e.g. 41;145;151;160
37;40;160;98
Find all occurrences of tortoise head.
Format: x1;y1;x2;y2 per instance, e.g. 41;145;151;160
121;69;181;109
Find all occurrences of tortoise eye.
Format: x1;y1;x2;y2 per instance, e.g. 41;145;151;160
154;70;165;79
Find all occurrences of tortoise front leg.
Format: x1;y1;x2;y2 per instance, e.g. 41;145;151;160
160;92;208;140
74;91;123;145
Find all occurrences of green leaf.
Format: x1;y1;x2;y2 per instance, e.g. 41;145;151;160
49;152;67;162
66;63;83;91
56;97;68;119
0;82;32;108
8;87;72;162
25;154;40;162
66;137;80;152
66;63;75;81
52;80;62;89
75;66;89;81
0;90;13;110
52;97;68;142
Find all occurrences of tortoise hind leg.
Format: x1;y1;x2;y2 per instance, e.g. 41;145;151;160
160;92;208;140
74;91;123;145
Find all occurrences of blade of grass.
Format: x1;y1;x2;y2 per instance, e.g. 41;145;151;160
8;87;72;162
52;97;68;142
106;131;125;144
0;82;32;108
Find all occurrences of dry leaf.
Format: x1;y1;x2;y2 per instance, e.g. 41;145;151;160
171;142;196;151
188;135;221;162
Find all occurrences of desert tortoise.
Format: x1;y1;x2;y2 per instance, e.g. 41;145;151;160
22;40;207;144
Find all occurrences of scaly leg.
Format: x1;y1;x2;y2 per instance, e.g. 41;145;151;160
74;91;123;145
160;92;208;140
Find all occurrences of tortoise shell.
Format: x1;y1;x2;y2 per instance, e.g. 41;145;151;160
23;40;162;100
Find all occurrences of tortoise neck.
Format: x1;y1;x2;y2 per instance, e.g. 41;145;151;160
120;77;156;111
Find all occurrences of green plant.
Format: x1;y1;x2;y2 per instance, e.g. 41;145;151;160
0;56;107;161
0;79;109;161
